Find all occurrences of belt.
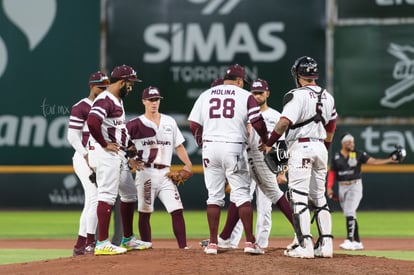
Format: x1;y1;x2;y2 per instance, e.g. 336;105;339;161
144;163;169;169
203;140;244;144
298;138;324;143
339;180;360;186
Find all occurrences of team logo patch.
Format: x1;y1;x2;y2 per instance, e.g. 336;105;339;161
163;125;172;133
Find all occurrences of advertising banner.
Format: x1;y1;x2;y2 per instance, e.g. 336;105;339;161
337;0;414;19
106;0;326;117
0;0;101;165
334;25;414;117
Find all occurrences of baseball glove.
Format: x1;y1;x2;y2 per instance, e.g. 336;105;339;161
225;179;231;194
89;171;97;187
264;141;289;174
328;192;339;201
167;169;192;186
389;145;406;163
125;145;137;158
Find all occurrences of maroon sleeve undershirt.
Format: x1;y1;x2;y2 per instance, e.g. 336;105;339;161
251;118;268;144
87;115;107;148
189;121;203;147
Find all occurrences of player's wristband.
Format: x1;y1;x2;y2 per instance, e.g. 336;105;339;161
266;131;282;147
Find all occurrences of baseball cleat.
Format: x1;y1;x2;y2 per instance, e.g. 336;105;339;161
204;243;218;255
286;234;298;250
94;240;127;255
314;237;333;258
244;242;264;255
72;246;85;256
84;243;95;255
352;241;364;250
217;236;231;249
121;236;152;251
284;239;314;259
339;239;354;250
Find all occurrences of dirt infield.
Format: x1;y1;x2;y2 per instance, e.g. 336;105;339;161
0;238;413;274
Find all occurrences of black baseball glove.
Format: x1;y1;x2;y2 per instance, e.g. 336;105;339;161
389;145;406;163
264;141;289;174
89;172;97;187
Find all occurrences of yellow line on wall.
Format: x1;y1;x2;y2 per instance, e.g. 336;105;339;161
361;165;414;173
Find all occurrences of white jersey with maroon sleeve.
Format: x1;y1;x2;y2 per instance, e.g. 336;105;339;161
68;98;92;155
281;85;337;142
137;114;185;166
126;116;158;163
188;84;261;143
88;91;129;147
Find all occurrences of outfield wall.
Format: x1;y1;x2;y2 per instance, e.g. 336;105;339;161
1;124;413;210
0;1;413;210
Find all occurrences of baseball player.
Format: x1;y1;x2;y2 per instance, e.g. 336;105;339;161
264;56;337;258
223;79;295;249
127;86;192;249
188;64;269;255
327;132;399;250
68;71;109;256
87;65;151;255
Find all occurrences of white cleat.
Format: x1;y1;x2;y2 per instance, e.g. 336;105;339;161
244;242;264;255
284;239;314;259
339;239;354;250
204;243;218;255
121;236;152;251
314;238;333;258
286;234;298;250
352;241;364;250
217;236;231;249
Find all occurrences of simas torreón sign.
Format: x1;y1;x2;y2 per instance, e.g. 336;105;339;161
106;0;326;116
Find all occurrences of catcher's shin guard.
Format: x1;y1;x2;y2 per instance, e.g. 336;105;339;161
311;201;333;248
289;189;312;247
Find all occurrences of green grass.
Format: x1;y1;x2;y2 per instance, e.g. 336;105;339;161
0;210;413;265
1;210;413;239
0;249;69;264
335;250;414;261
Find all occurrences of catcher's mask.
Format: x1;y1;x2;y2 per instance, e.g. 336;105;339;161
291;56;319;87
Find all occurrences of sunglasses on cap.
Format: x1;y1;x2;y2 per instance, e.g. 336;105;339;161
90;77;110;86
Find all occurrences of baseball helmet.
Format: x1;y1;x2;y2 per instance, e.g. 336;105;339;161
291;56;318;87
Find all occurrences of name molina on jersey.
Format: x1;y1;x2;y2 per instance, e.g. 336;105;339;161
211;89;235;96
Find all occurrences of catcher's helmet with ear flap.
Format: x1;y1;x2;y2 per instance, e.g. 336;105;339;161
291;56;319;87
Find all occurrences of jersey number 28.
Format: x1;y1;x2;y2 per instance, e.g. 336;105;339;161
209;98;235;119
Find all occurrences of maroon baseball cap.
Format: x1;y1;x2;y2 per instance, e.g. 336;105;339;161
211;78;224;87
88;71;110;87
142;86;164;100
111;65;142;82
250;79;269;92
224;64;250;84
